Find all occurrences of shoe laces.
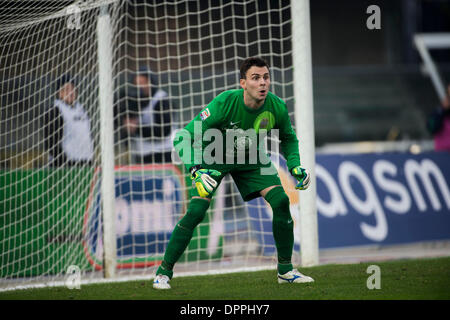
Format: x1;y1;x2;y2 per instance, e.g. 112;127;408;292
156;275;169;283
291;269;306;277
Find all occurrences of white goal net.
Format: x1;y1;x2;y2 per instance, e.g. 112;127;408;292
0;0;307;290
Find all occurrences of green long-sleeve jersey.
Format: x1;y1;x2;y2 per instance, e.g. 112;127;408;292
174;88;301;172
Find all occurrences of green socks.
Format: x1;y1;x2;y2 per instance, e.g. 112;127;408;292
264;186;294;274
156;197;210;279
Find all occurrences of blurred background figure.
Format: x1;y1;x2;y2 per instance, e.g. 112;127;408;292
44;75;94;166
119;66;176;164
427;84;450;152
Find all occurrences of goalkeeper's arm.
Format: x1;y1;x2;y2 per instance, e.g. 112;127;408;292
277;107;310;190
173;130;221;198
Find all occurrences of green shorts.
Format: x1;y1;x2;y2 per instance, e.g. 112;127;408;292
189;162;282;202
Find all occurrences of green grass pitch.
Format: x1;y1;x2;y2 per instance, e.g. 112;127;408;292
1;257;449;300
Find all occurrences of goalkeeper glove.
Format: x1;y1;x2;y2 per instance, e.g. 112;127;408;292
291;166;311;190
190;165;221;198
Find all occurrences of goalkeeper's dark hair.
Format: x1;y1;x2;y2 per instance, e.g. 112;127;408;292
239;57;270;79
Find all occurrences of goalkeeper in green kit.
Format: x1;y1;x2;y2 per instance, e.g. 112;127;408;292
153;57;313;289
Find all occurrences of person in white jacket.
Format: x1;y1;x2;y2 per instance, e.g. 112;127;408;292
44;75;94;166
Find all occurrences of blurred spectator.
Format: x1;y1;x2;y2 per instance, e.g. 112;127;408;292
44;75;94;166
427;84;450;152
119;66;175;163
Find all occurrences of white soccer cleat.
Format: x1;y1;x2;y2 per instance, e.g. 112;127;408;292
277;269;314;284
153;274;171;289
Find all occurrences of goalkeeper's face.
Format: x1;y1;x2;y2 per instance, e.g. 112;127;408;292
240;66;270;105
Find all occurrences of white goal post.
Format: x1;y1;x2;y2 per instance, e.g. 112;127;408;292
0;0;317;291
291;0;319;267
96;5;117;279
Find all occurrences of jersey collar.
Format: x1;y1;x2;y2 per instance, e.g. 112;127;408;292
239;89;267;113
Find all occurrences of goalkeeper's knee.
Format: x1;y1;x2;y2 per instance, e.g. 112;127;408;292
177;197;211;231
264;186;291;220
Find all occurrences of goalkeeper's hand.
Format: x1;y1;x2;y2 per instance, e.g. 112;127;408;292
190;165;221;198
291;166;311;190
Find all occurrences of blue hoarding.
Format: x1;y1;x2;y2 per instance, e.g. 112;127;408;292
247;152;450;250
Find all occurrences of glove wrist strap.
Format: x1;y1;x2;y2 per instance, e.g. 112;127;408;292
291;165;303;176
189;165;202;177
